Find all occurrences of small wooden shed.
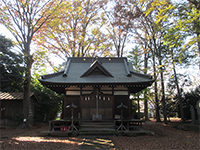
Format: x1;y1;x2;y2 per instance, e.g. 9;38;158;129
40;57;154;121
0;92;37;126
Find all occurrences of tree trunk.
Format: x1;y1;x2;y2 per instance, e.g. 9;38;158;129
159;57;167;124
196;13;200;70
172;61;185;122
158;48;167;123
144;94;148;120
22;53;33;128
23;76;31;120
144;53;149;121
153;53;161;122
196;32;200;70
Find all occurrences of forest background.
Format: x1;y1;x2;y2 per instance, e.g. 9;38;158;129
0;0;200;125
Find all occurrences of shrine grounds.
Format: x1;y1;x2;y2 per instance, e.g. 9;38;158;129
0;118;199;150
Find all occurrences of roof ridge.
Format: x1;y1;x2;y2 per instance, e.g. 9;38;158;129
80;59;114;77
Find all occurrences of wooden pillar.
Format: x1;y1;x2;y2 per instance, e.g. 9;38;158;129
137;95;140;119
128;98;132;119
128;91;132;119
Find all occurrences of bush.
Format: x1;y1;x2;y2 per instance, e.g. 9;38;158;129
182;86;200;120
31;79;63;122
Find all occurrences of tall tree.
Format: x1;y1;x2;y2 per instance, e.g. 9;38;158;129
0;0;63;127
159;0;197;122
104;0;142;57
128;46;141;119
128;46;143;72
177;0;200;69
134;0;163;122
163;25;189;122
152;1;174;124
127;1;151;121
130;0;173;122
158;44;168;123
34;0;110;60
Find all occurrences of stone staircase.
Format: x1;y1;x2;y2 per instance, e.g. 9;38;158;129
79;120;116;135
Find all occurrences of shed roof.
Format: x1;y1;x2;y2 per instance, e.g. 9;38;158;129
39;57;155;94
0;92;35;100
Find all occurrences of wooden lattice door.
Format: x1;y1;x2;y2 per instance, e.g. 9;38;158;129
81;94;113;120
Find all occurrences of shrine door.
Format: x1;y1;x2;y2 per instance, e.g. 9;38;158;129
81;95;113;120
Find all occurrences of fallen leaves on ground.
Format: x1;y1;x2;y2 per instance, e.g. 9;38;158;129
0;123;83;150
112;119;200;150
0;119;199;150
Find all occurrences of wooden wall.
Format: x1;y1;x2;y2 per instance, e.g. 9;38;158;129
114;95;130;119
63;95;80;119
0;100;23;126
0;97;36;126
63;94;131;120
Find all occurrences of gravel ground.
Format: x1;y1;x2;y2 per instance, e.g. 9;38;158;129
0;119;199;150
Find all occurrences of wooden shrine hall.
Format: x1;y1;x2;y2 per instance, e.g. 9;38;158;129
39;57;154;133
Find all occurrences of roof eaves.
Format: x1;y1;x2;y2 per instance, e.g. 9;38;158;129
41;71;64;79
130;71;153;80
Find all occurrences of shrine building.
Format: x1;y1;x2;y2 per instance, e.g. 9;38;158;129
39;57;154;121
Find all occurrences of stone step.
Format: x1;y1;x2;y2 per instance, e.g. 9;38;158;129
79;121;116;134
79;128;116;132
80;124;115;128
80;121;115;126
79;131;117;136
80;120;115;124
79;127;116;136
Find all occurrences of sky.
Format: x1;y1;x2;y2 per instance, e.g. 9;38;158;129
0;25;14;40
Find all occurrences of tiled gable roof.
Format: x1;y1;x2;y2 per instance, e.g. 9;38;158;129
39;57;155;94
0;92;34;100
40;57;153;83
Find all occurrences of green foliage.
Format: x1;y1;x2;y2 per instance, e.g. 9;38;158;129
182;86;200;120
0;34;62;122
131;99;138;119
128;46;144;72
165;97;178;118
0;35;24;92
34;0;111;59
31;77;63;122
0;0;64;122
167;79;199;120
167;73;192;91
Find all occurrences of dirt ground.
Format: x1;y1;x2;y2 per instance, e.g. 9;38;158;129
113;118;200;150
0;118;199;150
